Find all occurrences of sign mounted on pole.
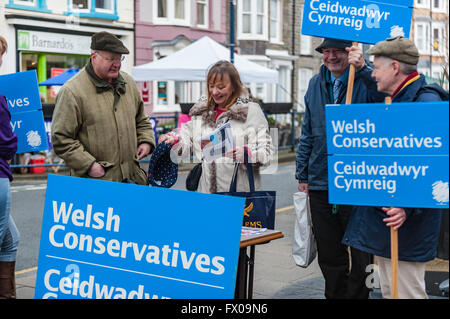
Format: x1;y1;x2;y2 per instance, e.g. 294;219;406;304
301;0;413;44
325;101;449;209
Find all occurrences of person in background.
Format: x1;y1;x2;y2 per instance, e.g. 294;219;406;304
295;37;386;299
0;35;20;299
344;36;444;299
159;60;274;194
51;32;155;184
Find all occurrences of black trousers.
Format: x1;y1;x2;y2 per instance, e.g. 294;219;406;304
309;190;372;299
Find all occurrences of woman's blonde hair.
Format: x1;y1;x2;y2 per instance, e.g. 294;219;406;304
206;60;243;110
0;35;8;55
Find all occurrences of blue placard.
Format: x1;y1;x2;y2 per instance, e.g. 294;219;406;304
34;175;245;299
0;70;42;113
0;70;49;153
326;102;449;208
301;0;412;44
10;110;49;153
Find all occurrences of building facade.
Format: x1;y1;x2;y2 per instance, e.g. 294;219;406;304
0;0;135;103
412;0;449;89
135;0;227;114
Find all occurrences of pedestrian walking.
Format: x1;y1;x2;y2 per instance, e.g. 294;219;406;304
159;60;274;193
0;35;20;299
51;32;155;184
295;38;386;299
344;36;445;299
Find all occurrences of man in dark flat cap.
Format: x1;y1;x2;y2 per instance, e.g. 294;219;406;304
51;31;155;184
343;36;445;299
295;38;386;299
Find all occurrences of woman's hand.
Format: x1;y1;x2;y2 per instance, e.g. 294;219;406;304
225;147;247;162
158;134;176;146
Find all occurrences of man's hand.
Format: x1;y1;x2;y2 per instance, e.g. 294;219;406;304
88;162;105;178
346;45;365;71
382;207;406;230
137;143;151;160
298;183;309;195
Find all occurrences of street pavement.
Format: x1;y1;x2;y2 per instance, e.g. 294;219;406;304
12;151;449;299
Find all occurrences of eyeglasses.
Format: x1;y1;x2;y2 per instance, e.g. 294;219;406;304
95;51;125;63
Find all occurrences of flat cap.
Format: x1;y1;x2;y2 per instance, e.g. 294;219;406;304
366;36;419;65
315;38;353;53
90;31;129;54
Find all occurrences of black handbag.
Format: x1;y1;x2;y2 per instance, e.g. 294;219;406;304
217;150;276;229
186;163;202;191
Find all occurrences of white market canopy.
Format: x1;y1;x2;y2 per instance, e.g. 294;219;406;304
131;36;278;83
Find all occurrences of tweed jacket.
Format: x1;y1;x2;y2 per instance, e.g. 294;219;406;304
51;64;155;185
174;95;274;194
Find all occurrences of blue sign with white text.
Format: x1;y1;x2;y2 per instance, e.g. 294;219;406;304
301;0;412;44
326;102;449;208
34;175;245;299
0;70;48;153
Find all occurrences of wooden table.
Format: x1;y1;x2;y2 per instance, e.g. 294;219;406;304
235;228;284;299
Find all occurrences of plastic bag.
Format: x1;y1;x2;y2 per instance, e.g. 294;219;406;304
292;191;317;268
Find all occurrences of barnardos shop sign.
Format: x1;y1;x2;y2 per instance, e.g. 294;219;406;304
18;30;91;55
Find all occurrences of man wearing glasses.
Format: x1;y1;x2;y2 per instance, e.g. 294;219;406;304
51;32;155;184
295;38;386;299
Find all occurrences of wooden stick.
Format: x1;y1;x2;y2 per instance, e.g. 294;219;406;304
390;226;399;299
384;96;399;299
345;41;359;105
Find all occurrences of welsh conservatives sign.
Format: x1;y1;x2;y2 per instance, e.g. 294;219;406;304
302;0;413;44
0;70;49;153
34;175;245;299
325;102;449;208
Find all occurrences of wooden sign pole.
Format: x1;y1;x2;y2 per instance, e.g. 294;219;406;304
345;41;359;105
344;42;399;298
384;96;399;299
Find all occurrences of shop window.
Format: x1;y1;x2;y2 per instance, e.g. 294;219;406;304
65;0;118;20
21;52;89;103
6;0;51;12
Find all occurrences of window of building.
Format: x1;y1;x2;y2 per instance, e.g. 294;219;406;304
21;52;89;103
298;68;312;111
269;0;282;43
432;0;446;12
197;0;209;28
154;0;190;26
415;0;428;8
6;0;50;12
300;34;312;55
415;22;430;54
66;0;117;20
432;24;446;55
238;0;268;40
14;0;36;6
72;0;88;10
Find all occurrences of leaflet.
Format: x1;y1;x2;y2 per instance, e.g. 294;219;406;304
197;122;235;162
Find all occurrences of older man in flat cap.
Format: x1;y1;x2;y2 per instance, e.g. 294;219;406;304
343;36;445;299
51;31;155;184
295;38;386;299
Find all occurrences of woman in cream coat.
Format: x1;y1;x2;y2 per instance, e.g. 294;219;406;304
160;60;274;193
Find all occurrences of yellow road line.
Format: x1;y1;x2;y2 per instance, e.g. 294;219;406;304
15;266;37;275
276;205;294;213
